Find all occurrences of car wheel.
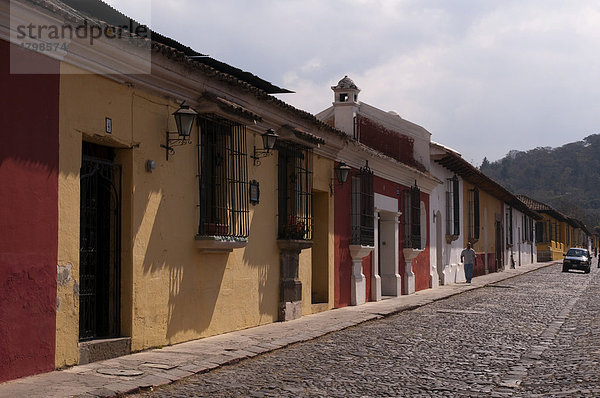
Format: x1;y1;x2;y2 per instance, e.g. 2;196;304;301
585;266;591;274
563;265;568;272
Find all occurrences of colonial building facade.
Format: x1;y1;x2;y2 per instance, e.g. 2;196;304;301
519;195;592;260
316;77;438;307
429;142;466;285
2;0;348;381
432;148;542;278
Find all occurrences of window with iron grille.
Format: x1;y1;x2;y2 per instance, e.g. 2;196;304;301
468;188;480;241
559;223;562;242
522;215;533;242
198;115;249;238
403;184;421;249
351;162;374;246
277;142;313;240
445;176;460;236
506;206;513;245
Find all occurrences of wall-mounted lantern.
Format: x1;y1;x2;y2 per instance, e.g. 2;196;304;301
161;103;198;160
330;161;351;196
251;128;279;166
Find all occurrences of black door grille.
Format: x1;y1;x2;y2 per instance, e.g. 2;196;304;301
79;154;121;341
403;184;422;249
351;162;374;246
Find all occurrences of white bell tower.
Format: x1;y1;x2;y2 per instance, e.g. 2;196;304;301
331;76;360;137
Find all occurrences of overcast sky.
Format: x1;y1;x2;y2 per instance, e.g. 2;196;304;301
104;0;600;165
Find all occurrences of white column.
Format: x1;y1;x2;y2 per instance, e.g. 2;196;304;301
349;245;374;306
371;211;381;301
403;248;422;295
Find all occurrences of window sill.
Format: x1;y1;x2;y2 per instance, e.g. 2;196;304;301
403;247;424;261
349;244;375;259
195;235;248;253
277;239;313;251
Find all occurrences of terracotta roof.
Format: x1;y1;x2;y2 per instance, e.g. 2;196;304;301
197;92;262;123
287;126;326;146
54;0;292;94
153;43;349;140
516;195;570;221
435;153;542;220
518;195;593;235
25;0;349;141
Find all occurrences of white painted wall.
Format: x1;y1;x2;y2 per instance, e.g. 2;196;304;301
429;161;465;286
505;207;537;267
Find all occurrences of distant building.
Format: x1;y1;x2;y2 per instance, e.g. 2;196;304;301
433;151;541;277
518;195;592;260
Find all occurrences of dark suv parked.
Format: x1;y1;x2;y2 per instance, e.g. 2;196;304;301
562;248;591;273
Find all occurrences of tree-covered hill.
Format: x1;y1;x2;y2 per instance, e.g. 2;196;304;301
479;134;600;231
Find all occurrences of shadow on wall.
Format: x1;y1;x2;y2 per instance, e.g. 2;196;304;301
138;186;279;343
242;184;279;322
137;183;228;343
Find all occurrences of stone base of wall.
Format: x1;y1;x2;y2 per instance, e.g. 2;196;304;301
537;249;553;262
441;263;466;285
79;337;131;365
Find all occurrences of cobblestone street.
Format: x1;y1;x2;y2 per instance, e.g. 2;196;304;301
129;262;600;397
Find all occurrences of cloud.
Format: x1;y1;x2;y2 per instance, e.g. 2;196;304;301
105;0;600;165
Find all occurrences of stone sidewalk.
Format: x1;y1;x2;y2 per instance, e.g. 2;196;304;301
0;261;557;398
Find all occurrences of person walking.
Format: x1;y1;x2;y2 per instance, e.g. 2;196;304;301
461;242;476;283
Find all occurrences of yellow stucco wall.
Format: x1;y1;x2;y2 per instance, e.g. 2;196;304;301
535;214;564;260
462;182;502;257
57;63;140;366
56;64;335;366
56;64;83;366
299;155;335;316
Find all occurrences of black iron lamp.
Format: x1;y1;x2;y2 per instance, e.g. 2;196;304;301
161;103;198;160
330;161;351;196
334;161;351;184
252;128;279;165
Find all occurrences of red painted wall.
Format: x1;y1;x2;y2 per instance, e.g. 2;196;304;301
413;191;430;292
357;115;426;172
371;177;430;294
0;40;60;382
473;253;497;276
